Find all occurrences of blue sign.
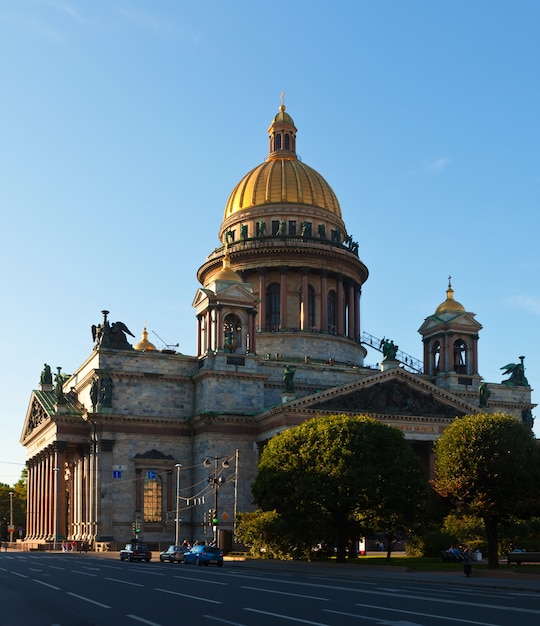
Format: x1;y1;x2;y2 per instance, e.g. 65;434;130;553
147;470;157;479
113;470;122;479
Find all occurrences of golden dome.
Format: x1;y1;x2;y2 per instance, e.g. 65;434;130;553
435;279;466;315
205;250;243;287
223;104;342;219
133;324;157;352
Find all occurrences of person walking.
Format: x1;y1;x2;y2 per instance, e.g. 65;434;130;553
461;544;472;577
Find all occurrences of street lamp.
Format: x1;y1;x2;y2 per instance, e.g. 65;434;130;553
203;455;230;544
174;464;182;545
8;491;13;544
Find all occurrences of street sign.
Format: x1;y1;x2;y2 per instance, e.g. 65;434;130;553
7;525;14;533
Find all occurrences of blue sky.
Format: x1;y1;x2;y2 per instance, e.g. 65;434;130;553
1;0;540;484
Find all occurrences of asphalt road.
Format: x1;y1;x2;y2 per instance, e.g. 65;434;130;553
1;552;540;626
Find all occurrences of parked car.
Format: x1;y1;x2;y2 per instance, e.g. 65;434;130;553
159;545;187;563
119;542;152;562
183;545;224;567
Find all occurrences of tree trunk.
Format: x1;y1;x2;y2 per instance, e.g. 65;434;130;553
483;515;499;569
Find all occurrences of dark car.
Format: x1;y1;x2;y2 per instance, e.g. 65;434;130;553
120;542;152;562
183;545;224;567
159;545;187;563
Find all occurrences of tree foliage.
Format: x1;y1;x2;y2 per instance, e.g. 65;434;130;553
251;414;430;561
434;413;540;568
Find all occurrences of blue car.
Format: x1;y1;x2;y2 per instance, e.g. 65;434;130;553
183;545;224;567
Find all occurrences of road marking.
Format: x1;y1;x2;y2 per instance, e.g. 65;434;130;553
173;574;227;585
203;616;247;625
11;571;29;578
242;585;329;601
105;577;144;587
329;605;500;625
126;615;163;626
245;608;331;625
33;579;61;590
70;570;97;576
66;592;111;608
155;588;222;604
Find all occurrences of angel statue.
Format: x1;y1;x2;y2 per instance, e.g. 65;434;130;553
92;310;135;350
500;356;529;387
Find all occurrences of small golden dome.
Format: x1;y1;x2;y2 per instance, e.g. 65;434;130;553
435;279;466;315
205;251;242;286
223;103;342;219
133;324;157;352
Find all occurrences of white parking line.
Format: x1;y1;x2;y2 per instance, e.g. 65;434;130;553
155;588;221;604
242;585;329;601
245;608;331;625
66;592;111;608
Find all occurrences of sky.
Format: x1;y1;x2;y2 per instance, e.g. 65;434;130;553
1;0;540;484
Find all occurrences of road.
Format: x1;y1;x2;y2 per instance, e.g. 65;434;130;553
1;552;540;626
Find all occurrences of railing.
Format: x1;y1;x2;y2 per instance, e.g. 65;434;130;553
361;331;423;374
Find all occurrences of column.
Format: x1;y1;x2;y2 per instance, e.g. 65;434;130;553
300;269;309;331
337;274;345;336
347;282;355;339
258;270;266;332
280;267;288;329
355;286;361;343
320;271;328;332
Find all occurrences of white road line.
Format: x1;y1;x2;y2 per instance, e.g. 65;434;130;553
11;571;28;578
126;615;163;626
203;616;247;625
66;592;111;608
173;574;227;585
245;608;331;625
33;579;61;590
105;577;144;587
328;605;499;626
155;587;221;604
70;570;97;577
242;585;329;601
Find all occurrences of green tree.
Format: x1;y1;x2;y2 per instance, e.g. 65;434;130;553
251;414;430;562
434;413;540;568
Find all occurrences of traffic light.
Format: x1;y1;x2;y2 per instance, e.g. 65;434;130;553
135;522;141;534
212;510;218;525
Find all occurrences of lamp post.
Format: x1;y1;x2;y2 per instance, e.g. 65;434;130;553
174;464;182;545
203;455;229;544
8;491;13;544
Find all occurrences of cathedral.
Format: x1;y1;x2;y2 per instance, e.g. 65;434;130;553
20;103;535;550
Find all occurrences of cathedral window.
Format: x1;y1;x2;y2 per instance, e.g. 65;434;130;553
266;283;280;331
284;133;290;150
143;472;162;523
453;339;468;374
433;341;440;373
275;133;281;150
223;314;242;353
308;285;316;329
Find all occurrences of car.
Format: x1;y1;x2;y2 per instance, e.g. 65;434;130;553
159;545;187;563
183;545;224;567
119;542;152;562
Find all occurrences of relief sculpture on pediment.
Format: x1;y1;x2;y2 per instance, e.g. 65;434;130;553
26;400;48;435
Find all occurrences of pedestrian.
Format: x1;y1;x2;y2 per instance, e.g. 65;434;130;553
461;544;472;577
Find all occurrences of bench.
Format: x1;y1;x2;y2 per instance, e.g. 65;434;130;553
507;551;540;565
440;550;461;563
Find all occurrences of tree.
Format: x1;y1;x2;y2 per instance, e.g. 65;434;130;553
251;414;430;562
434;413;540;568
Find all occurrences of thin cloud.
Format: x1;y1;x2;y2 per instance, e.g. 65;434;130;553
506;295;540;315
424;157;451;173
42;0;86;25
113;4;184;37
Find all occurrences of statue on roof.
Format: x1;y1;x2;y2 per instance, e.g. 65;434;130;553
380;337;399;361
478;382;491;407
92;310;134;350
283;364;296;393
500;356;529;387
54;367;68;404
40;364;53;385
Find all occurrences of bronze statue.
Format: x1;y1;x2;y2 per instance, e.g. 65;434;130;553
40;364;53;385
380;337;399;361
240;224;248;240
283;365;296;393
478;382;491;407
501;356;529;387
318;223;326;239
54;367;68;404
92;310;134;350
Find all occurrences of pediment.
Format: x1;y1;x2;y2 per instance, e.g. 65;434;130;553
277;368;479;419
192;285;257;310
21;393;51;440
21;389;84;443
419;312;482;335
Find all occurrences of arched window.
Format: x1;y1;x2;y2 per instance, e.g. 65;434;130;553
266;283;280;331
275;133;282;150
453;339;467;374
432;340;441;374
223;313;242;353
327;290;336;333
284;133;290;150
143;472;162;523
